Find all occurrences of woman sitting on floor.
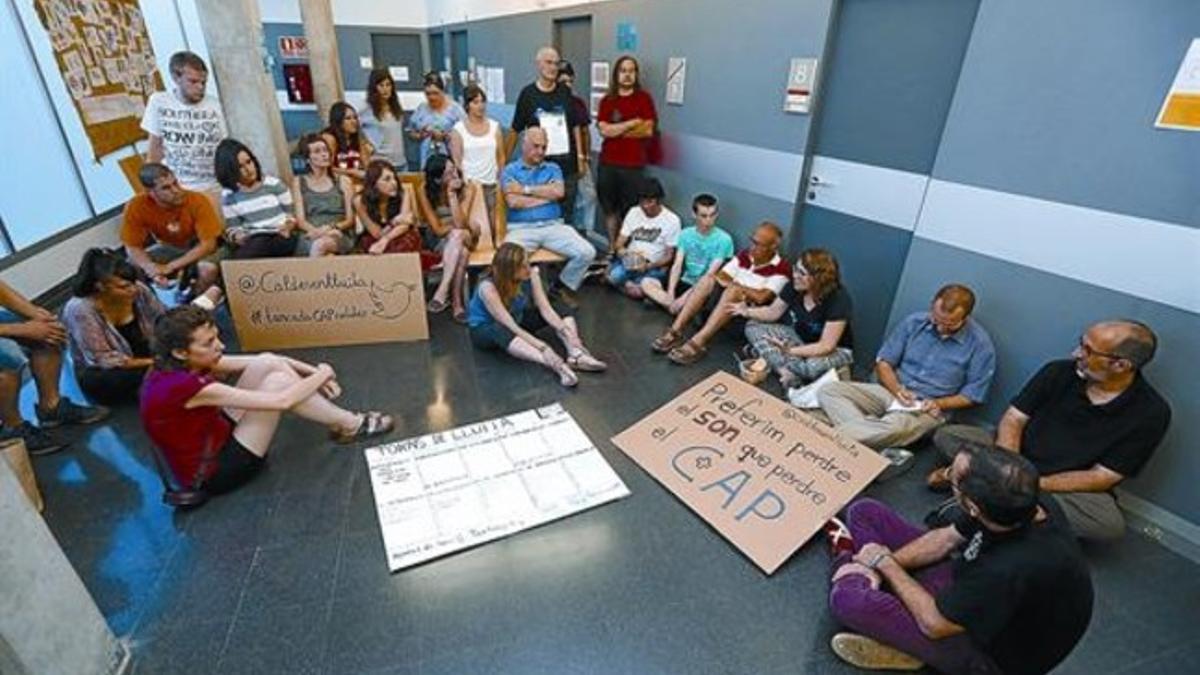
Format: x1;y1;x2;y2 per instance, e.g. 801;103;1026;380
354;159;440;270
216;139;298;259
140;305;394;496
321;101;375;185
291;133;357;257
415;154;484;322
467;242;606;387
741;247;855;387
62;249;165;405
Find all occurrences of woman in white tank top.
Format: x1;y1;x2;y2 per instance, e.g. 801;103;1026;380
450;84;505;220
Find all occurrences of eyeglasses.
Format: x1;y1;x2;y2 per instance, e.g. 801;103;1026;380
794;267;810;277
1078;338;1124;362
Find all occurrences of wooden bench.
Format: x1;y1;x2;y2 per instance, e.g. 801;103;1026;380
397;171;564;269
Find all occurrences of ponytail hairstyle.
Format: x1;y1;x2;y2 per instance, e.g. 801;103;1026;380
71;248;139;298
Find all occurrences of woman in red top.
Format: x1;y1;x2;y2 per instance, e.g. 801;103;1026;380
140;306;393;495
597;55;658;256
354;159;442;270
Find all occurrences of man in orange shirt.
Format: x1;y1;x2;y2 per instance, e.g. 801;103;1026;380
121;163;224;303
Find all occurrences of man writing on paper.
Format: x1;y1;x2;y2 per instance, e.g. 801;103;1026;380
511;46;589;227
825;444;1093;674
121;164;224;307
928;320;1171;541
818;285;996;479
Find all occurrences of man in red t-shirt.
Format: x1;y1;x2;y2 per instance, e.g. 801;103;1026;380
597;55;658;255
652;222;792;366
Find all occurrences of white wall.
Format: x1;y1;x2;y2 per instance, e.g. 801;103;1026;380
426;0;612;26
258;0;428;26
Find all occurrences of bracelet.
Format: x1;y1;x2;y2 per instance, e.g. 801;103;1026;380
867;552;892;570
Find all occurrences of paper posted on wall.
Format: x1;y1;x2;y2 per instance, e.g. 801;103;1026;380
366;404;630;572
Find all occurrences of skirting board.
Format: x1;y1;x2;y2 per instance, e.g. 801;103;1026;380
1118;488;1200;563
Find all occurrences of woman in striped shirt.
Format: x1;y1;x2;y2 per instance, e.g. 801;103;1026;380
216;139;298;259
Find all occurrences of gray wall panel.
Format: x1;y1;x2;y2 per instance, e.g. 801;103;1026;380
889;238;1200;524
811;0;980;174
933;0;1200;227
440;0;834;154
796;206;914;375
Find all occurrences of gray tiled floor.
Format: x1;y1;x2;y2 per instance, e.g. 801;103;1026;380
28;285;1200;674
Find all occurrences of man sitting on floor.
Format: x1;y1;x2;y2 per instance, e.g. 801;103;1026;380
607;177;680;299
502;127;597;308
826;444;1093;675
0;280;109;454
818;284;995;475
929;319;1171;542
121;163;224;307
641;192;734;315
652;221;790;365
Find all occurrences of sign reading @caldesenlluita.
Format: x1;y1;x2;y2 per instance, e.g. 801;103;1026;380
221;254;429;351
612;371;887;574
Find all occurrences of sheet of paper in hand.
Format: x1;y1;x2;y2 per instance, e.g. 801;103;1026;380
366;404;630;572
612;371;887;574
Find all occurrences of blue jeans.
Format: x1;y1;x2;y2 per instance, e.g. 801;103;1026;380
0;309;30;370
607;260;668;288
504;221;597;291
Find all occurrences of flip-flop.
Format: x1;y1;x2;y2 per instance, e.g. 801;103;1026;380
452;307;468;324
332;411;395;445
427;298;449;314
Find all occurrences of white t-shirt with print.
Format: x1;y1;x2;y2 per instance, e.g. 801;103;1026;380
619;205;681;264
141;90;227;191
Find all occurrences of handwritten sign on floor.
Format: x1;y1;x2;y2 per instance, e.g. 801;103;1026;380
222;254;428;350
366;404;630;571
612;371;887;574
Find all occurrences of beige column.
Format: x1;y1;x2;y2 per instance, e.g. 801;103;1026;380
194;0;292;181
299;0;345;124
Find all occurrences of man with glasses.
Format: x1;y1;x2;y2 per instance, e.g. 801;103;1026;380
825;444;1093;673
927;320;1170;541
652;222;790;365
818;285;995;477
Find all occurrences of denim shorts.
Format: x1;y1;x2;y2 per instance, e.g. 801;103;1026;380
0;309;29;370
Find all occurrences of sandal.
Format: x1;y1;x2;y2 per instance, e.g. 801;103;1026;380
668;339;708;366
427;297;449;314
652;328;685;353
540;349;578;387
568;348;608;372
452;307;468;324
332;411;395;445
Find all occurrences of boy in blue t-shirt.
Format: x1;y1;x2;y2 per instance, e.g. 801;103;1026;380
641;193;734;315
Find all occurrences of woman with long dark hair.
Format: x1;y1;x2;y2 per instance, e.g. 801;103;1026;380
741;248;855;387
415;154;479;321
62;249;165;404
215;139;298;259
467;243;606;387
407;72;465;170
140;306;393;498
321;101;375;184
353;159;440;270
360;69;408;170
291;133;356;257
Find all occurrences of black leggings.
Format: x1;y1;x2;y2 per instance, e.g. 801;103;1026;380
78;366;149;405
232;234;297;259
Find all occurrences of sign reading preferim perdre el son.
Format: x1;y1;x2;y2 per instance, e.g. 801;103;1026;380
221;253;428;351
612;371;887;574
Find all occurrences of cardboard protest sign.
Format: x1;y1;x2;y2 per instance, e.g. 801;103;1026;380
222;254;428;350
612;371;887;574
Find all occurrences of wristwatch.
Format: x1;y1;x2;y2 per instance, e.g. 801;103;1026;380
522;185;532;196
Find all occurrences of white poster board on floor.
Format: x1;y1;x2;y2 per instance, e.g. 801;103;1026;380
366;404;630;572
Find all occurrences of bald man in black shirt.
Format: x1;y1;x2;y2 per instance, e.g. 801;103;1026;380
930;320;1171;541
